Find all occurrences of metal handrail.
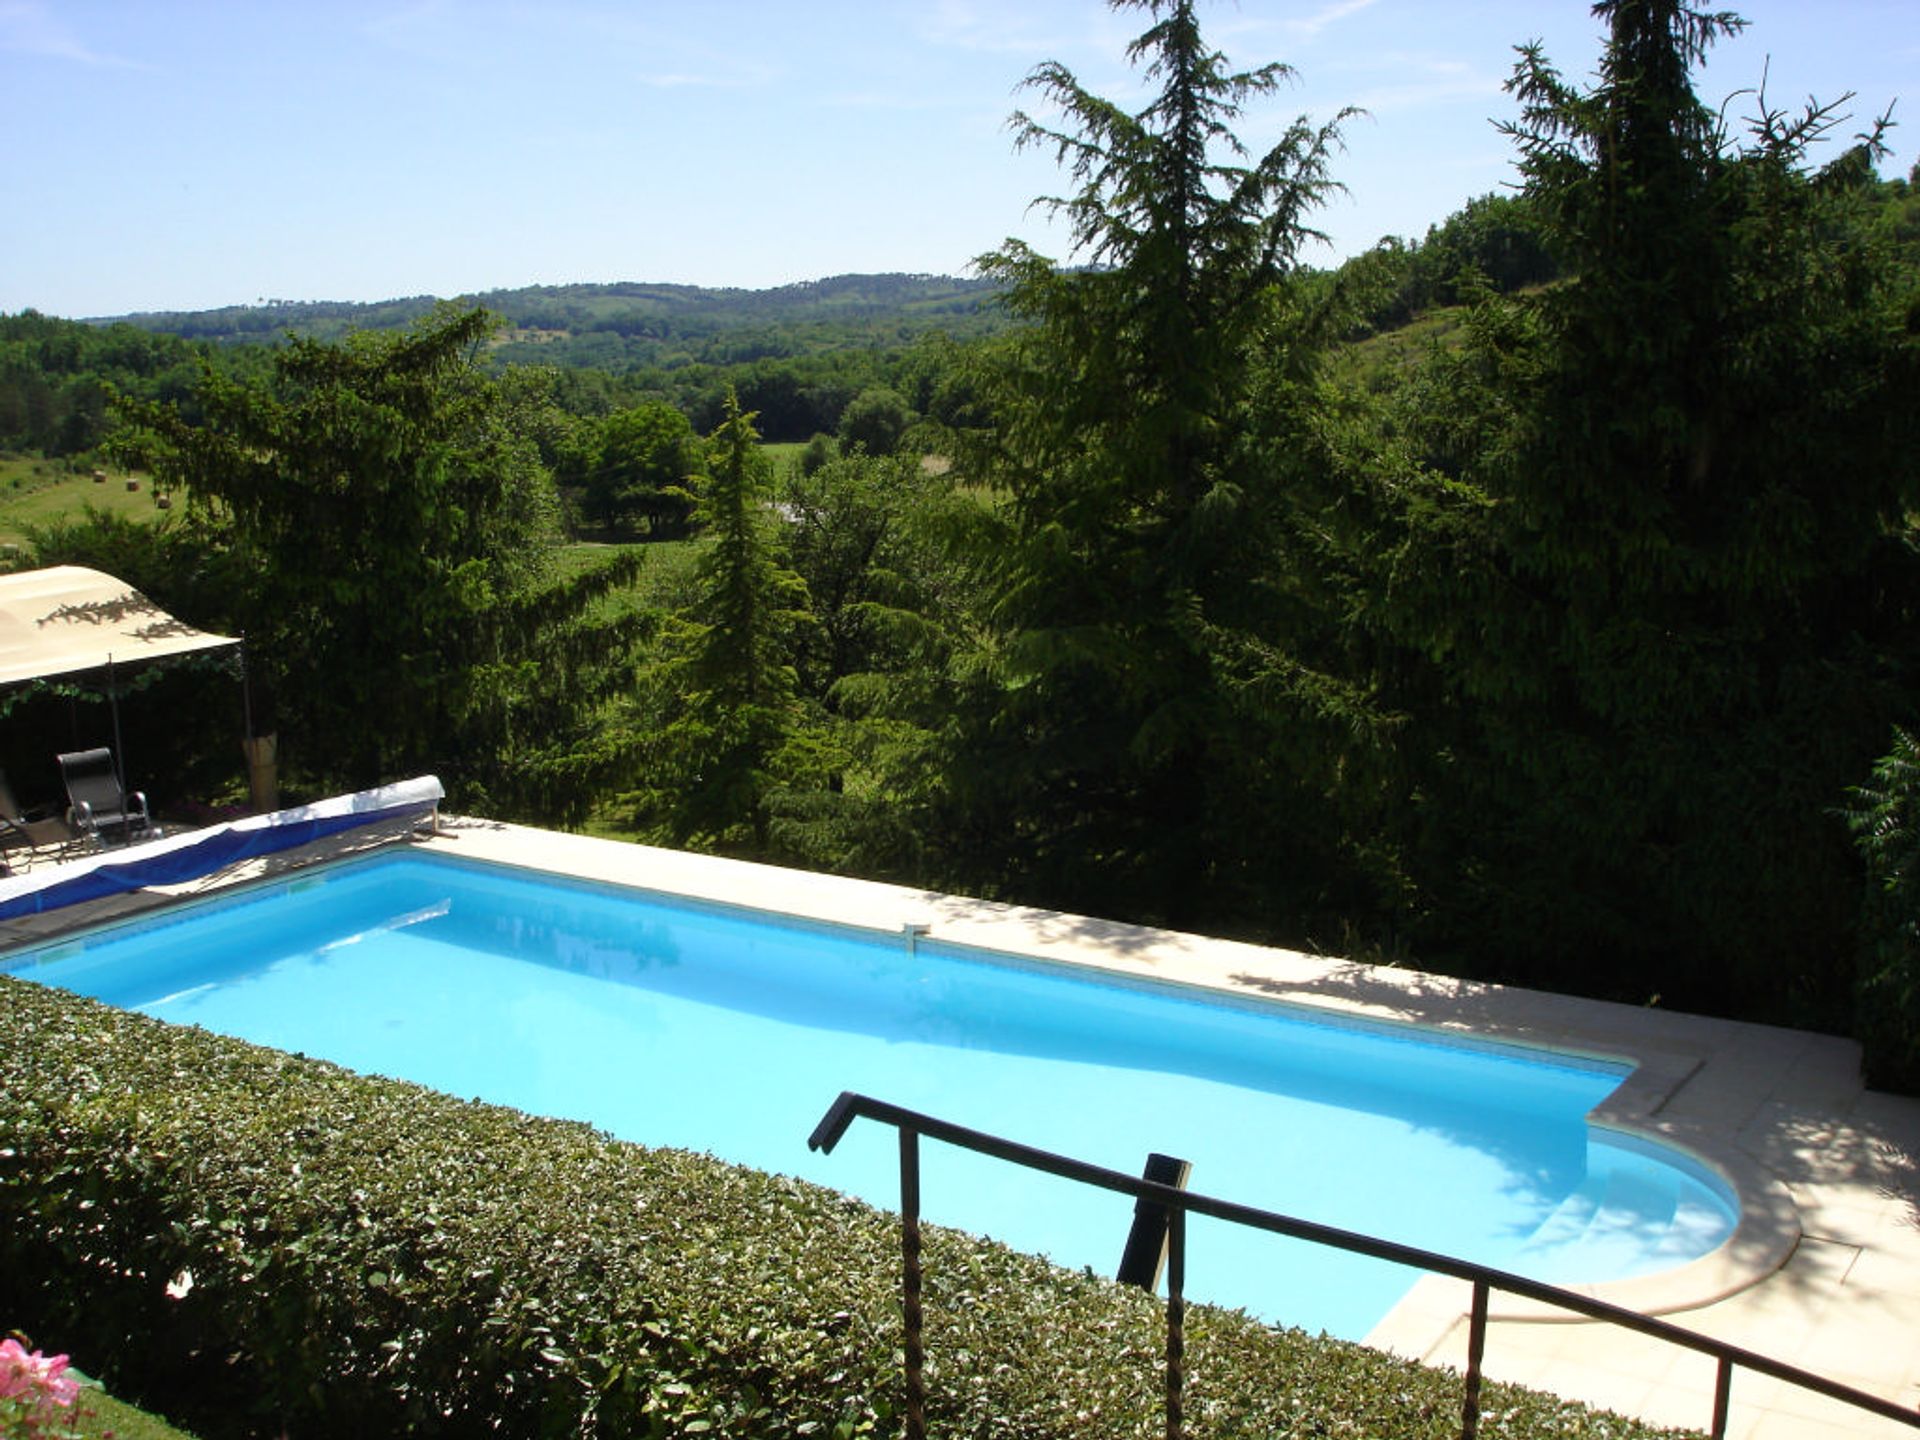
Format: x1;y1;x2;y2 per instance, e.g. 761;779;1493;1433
808;1090;1920;1440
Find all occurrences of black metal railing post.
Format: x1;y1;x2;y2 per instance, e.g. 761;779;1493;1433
899;1126;926;1440
1118;1152;1192;1292
1461;1279;1490;1439
1164;1205;1186;1440
807;1092;1920;1440
1711;1356;1734;1440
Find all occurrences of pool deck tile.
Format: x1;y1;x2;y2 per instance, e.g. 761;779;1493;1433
6;814;1919;1440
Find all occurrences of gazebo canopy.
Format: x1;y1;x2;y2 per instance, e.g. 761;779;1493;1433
0;565;239;687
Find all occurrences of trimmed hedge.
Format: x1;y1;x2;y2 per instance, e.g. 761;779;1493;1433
0;976;1694;1438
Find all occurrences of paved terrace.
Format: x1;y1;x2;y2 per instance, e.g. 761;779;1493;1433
3;814;1916;1440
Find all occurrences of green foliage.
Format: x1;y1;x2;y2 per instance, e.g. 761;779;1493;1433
1357;194;1559;333
69;1388;204;1440
781;453;961;700
1843;727;1920;1091
756;453;987;877
835;387;914;457
584;401;703;535
682;354;867;443
942;0;1379;932
796;432;837;477
0;976;1690;1440
110;305;646;818
1876;160;1920;267
1357;0;1920;1018
34;280;1010;454
0;311;223;460
623;391;812;852
105;275;1013;368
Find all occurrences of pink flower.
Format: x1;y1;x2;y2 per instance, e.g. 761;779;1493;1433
36;1353;79;1409
0;1337;81;1423
0;1337;35;1400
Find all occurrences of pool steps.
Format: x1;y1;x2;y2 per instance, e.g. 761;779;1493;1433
1518;1162;1732;1286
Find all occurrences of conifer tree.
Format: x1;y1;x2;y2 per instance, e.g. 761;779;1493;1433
949;0;1371;931
640;388;810;852
112;304;644;813
1369;0;1920;1017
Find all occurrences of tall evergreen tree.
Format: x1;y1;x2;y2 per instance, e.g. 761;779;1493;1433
946;0;1375;932
633;389;810;852
1366;1;1920;1018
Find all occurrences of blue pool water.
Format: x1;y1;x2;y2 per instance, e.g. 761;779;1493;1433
1;851;1737;1338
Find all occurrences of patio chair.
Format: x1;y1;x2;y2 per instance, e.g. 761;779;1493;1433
57;747;158;849
0;769;75;873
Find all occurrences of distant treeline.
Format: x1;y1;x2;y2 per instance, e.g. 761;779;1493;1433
0;274;1009;449
0;311;248;461
1;231;1543;455
97;272;1013;369
8;171;1913;456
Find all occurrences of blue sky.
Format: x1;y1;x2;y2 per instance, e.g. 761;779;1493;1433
4;1;1913;319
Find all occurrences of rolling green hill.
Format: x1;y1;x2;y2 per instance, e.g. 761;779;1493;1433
94;273;1012;372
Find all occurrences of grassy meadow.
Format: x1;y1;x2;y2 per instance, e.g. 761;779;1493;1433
0;456;715;603
0;456;173;549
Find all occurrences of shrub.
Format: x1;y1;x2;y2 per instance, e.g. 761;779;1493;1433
0;976;1690;1438
834;390;913;458
797;433;837;478
1843;726;1920;1092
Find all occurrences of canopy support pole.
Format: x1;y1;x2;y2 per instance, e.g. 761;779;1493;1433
107;653;126;794
240;636;255;744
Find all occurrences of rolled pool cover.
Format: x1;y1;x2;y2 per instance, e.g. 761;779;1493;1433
0;776;443;921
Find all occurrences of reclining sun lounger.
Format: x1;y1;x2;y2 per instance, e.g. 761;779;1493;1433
58;747;158;848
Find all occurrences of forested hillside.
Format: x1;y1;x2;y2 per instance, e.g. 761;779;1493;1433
7;0;1920;1091
96;272;1011;367
0;311;244;460
38;274;1007;445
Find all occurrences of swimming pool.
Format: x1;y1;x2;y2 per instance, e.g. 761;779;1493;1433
0;850;1738;1338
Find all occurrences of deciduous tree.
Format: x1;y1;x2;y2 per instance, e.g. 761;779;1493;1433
835;386;913;457
585;400;701;536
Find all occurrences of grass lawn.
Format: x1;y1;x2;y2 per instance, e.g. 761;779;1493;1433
71;1387;203;1439
3;1349;203;1440
551;538;643;583
0;439;801;557
0;459;707;615
0;457;170;548
556;535;707;617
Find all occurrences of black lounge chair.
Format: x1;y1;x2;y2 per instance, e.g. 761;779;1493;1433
0;770;72;873
57;747;158;848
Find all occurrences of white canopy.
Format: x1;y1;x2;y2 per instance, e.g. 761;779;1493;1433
0;565;239;687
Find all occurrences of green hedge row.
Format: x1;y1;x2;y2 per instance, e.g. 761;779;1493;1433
0;976;1693;1438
